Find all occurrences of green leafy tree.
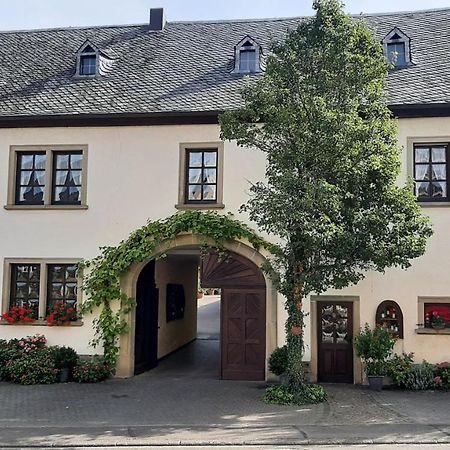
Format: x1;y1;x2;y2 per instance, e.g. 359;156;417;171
220;0;432;397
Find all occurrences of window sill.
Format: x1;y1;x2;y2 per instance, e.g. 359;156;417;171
175;203;225;210
417;201;450;208
4;204;88;211
0;320;83;327
415;327;450;335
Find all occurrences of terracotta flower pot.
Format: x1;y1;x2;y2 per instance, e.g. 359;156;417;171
291;326;303;335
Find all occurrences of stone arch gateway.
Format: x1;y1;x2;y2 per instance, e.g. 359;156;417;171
115;234;278;379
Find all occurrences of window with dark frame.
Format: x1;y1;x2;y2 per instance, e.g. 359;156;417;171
414;144;448;201
239;42;257;73
79;45;97;76
185;149;218;203
15;152;46;205
387;41;406;67
46;264;78;317
9;264;41;319
52;151;83;205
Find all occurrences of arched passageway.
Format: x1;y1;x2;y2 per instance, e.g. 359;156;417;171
117;235;276;380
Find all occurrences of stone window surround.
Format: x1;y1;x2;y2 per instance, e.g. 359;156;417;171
1;258;83;326
5;144;88;210
407;136;450;207
416;296;450;335
382;27;412;68
176;142;225;210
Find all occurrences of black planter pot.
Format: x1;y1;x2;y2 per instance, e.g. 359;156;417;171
58;367;70;383
367;375;384;391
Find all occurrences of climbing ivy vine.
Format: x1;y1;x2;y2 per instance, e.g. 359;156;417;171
80;210;279;367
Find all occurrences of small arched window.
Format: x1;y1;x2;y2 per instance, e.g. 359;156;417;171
382;28;411;68
232;36;262;74
75;41;99;77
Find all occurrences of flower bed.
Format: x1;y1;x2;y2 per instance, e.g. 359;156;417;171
387;353;450;391
0;334;111;385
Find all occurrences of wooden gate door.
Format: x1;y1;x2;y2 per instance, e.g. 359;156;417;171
134;261;159;375
317;302;354;383
221;288;266;381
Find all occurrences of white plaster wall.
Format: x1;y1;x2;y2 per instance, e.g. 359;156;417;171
303;117;450;366
155;256;199;358
0;124;266;353
1;118;450;365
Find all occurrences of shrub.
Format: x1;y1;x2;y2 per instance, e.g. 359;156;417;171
0;341;21;381
73;357;111;383
264;384;327;406
268;345;288;376
7;348;58;385
15;334;47;354
433;362;450;390
51;346;79;369
387;353;414;388
403;363;434;390
354;324;395;376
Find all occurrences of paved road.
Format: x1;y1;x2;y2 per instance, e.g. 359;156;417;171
1;328;450;447
197;295;220;340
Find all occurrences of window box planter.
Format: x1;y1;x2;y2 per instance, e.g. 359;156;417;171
0;319;83;327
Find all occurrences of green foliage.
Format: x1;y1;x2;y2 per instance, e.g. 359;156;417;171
403;363;434;390
354;324;395;375
80;210;278;366
264;383;327;405
220;0;432;391
7;348;58;385
365;361;389;377
387;353;414;388
0;340;21;381
268;345;288;376
73;357;112;383
51;346;79;369
433;362;450;390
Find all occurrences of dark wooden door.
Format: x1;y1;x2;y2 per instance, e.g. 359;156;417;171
134;261;159;375
221;288;266;381
318;302;353;383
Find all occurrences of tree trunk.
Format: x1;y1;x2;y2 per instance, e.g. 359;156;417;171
286;267;306;392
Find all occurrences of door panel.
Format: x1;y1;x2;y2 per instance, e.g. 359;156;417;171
318;301;353;383
134;261;159;375
221;289;266;381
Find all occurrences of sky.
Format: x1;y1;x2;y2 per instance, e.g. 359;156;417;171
1;0;449;31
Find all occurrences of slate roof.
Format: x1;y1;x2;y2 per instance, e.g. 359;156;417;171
0;7;450;119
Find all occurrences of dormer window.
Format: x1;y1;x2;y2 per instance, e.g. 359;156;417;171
387;42;406;66
80;46;97;75
75;41;99;77
232;36;262;74
382;28;411;68
239;42;257;73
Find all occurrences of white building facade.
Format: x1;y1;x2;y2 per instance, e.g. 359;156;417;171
1;8;450;383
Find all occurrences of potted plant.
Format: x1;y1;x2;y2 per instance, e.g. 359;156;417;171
431;314;446;330
51;346;78;382
46;301;77;326
354;324;395;391
1;306;35;324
